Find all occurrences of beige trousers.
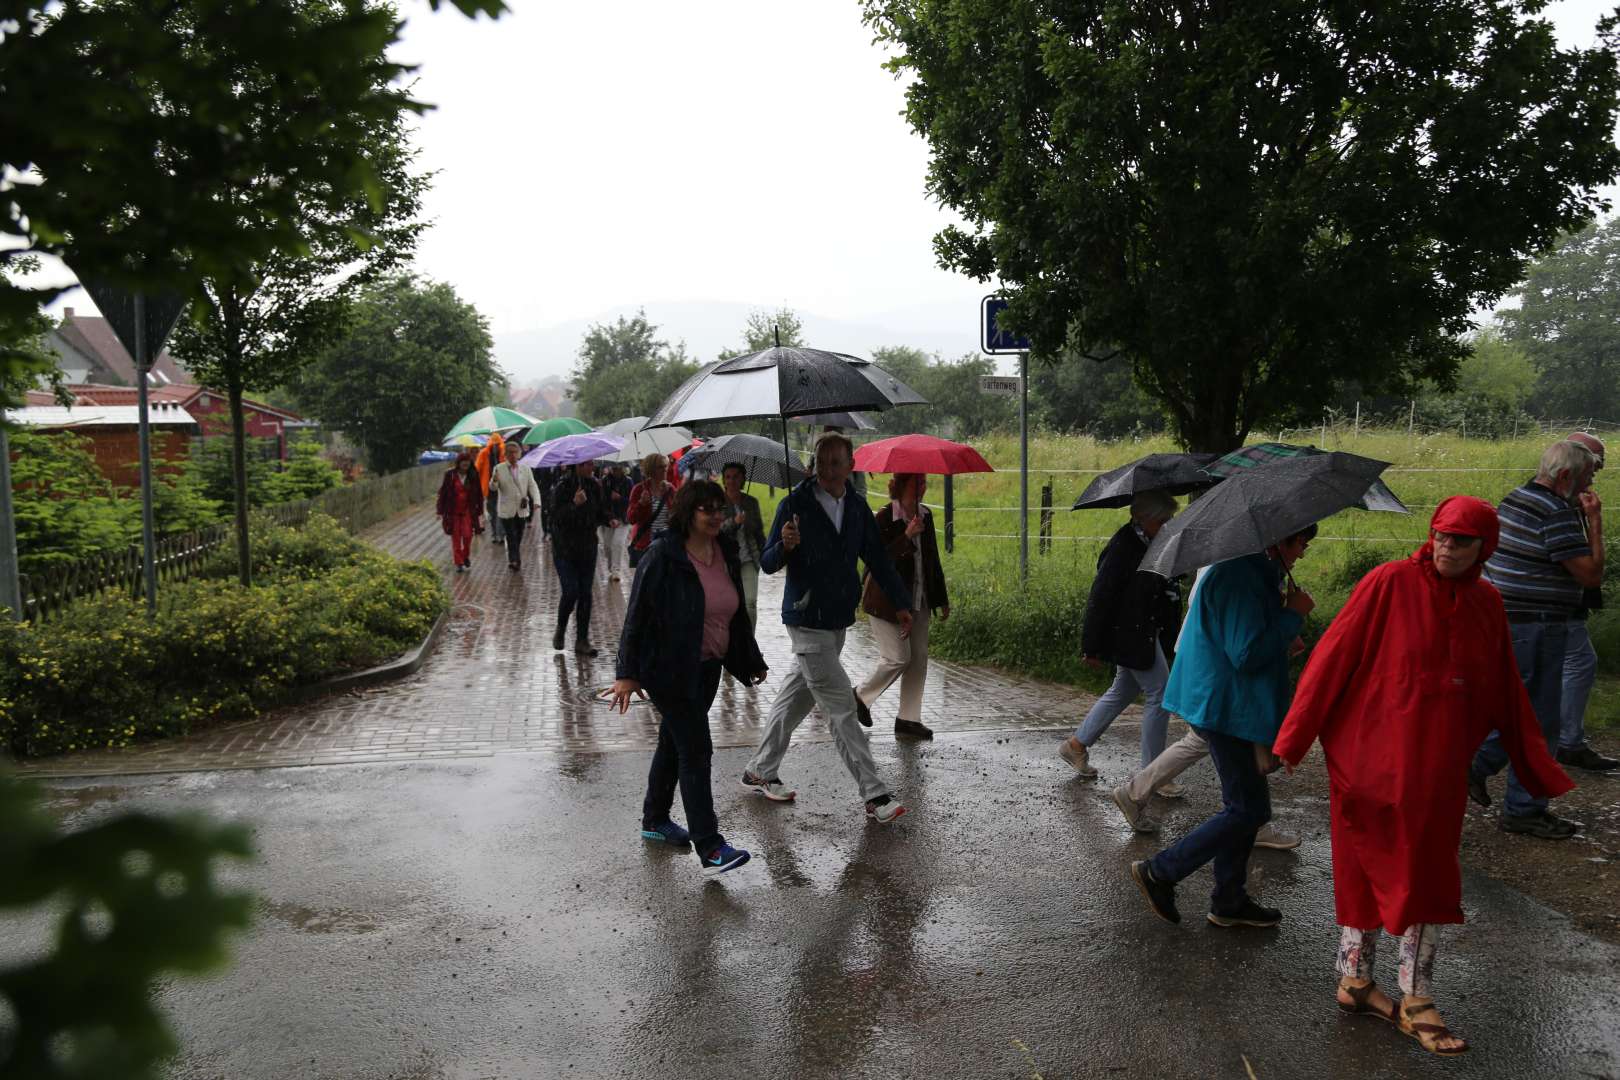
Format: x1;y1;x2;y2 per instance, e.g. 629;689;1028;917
856;606;931;722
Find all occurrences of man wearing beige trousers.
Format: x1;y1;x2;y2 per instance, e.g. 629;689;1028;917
855;473;949;740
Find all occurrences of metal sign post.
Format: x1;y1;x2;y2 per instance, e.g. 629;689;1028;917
981;296;1034;586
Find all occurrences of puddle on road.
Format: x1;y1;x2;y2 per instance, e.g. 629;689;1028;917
260;899;380;935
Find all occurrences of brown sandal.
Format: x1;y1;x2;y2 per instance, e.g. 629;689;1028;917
1398;1000;1469;1056
1336;980;1396;1025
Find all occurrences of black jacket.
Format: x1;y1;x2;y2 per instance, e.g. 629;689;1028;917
1080;523;1182;671
863;505;948;622
550;472;611;560
615;532;768;700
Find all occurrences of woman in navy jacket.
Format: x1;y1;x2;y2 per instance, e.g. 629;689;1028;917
611;480;769;875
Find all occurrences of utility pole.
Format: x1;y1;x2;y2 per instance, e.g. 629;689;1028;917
133;294;158;614
1019;349;1029;587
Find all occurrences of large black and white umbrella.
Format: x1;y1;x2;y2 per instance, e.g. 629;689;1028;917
1139;452;1393;579
643;345;926;481
679;434;809;489
1071;453;1220;510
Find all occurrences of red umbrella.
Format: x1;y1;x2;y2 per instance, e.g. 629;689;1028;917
852;434;994;475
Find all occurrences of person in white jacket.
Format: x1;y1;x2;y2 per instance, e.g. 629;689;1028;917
491;441;543;572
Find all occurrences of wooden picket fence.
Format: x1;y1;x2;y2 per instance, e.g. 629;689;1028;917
17;464;443;624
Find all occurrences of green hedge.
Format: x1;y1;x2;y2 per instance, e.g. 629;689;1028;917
0;514;447;757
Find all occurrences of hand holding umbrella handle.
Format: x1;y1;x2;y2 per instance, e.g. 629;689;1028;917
781;515;801;552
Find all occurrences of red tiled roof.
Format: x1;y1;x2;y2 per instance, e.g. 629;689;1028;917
57;316;187;385
62;383;304;422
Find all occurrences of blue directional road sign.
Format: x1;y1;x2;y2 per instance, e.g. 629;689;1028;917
980;296;1032;355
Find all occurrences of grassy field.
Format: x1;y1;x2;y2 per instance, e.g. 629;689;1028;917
736;426;1620;726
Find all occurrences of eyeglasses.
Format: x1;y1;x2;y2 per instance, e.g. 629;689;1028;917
695;503;726;515
1431;531;1481;550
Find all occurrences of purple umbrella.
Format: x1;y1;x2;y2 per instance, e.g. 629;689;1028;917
519;432;624;468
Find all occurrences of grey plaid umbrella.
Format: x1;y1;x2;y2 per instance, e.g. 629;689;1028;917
1139;452;1392;579
679;434;809;489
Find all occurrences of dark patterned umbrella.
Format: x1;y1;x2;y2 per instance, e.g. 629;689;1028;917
1071;452;1219;510
1203;442;1408;512
678;434;809;489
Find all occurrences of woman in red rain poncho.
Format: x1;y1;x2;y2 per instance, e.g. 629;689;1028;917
1273;496;1573;1057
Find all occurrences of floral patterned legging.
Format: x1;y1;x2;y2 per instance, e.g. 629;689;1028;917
1336;924;1438;997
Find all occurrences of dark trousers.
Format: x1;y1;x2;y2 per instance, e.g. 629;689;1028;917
554;548;597;640
1473;620;1568;817
502;515;527;565
1147;728;1271;915
642;660;725;857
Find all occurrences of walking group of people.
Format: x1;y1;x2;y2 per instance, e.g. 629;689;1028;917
438;425;1614;1058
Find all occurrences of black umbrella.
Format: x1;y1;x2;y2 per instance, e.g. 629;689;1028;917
796;410;876;431
643;343;926;481
679;434;809;489
1139;452;1393;579
1071;452;1220;510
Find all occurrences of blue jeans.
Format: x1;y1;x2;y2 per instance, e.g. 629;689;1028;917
1073;642;1170;767
553;549;597;640
1562;620;1597;752
643;659;725;857
1473;620;1567;817
1147;729;1271;915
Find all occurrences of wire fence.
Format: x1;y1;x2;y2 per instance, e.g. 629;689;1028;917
17;464;444;623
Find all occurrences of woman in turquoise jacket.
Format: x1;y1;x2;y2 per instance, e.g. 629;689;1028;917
1130;526;1316;928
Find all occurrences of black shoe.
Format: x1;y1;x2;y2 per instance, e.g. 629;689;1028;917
855;697;872;728
508;561;520;572
1499;810;1579;839
1557;745;1620;772
1466;771;1490;808
895;718;933;740
1130;861;1179;924
552;629;565;652
575;640;598;657
1207;898;1282;928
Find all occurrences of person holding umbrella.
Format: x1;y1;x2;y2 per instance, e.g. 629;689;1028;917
491;439;542;572
854;472;950;740
1273;496;1573;1055
435;450;484;572
549;459;615;655
717;462;766;627
474;430;507;548
740;432;916;822
612;480;768;876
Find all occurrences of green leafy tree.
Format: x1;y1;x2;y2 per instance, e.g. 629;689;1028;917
914;352;1017;439
0;257;65;408
291;274;501;472
569;311;698;424
864;1;1620;451
1413;327;1537;436
7;430;134;572
723;306;805;358
274;436;345;500
1030;352;1168;438
1504;217;1620;423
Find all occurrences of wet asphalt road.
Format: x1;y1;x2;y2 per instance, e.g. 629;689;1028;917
13;729;1620;1080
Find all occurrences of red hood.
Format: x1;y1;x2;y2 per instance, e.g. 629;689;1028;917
1412;495;1500;582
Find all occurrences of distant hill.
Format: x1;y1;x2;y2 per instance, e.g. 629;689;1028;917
492;299;996;384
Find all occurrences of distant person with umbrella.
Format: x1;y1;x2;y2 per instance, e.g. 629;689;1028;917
1058;490;1180;776
435;450;484;573
600;463;634;581
1273;496;1573;1056
549;459;615;655
740;432;916;823
717;463;766;627
491;440;542;572
612;479;768;876
628;453;675;569
1130;527;1317;929
474;430;507;548
854;472;950;740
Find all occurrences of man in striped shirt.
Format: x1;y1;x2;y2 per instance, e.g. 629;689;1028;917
1469;440;1600;839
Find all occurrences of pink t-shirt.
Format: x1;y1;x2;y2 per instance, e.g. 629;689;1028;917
692;545;738;661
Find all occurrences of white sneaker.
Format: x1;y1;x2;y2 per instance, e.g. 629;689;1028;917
740;771;796;802
1111;784;1160;834
1254;823;1300;850
866;798;907;823
1058;738;1097;778
1154;781;1186;799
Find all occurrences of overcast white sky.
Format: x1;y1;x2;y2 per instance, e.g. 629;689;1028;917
41;0;1619;357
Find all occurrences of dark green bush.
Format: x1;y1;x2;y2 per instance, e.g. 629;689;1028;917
0;524;446;757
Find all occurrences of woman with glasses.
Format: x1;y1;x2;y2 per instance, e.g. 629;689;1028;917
1273;496;1573;1056
612;479;769;876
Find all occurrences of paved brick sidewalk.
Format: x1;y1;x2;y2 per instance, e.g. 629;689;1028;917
17;504;1102;776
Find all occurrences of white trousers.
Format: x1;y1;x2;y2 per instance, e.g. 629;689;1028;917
856;607;931;722
598;524;629;573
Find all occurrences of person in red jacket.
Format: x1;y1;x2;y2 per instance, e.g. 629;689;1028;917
435;451;484;571
1273;496;1574;1057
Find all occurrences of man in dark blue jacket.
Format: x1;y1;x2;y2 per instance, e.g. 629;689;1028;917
740;432;916;823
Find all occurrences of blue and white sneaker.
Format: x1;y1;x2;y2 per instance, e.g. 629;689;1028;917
699;843;751;876
641;820;691;846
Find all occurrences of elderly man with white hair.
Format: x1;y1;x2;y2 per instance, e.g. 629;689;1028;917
1558;433;1618;773
1469;439;1603;837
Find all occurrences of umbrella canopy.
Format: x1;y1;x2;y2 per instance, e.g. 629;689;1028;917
521;416;593;445
444;433;489;449
796;410;876;431
443;406;537;441
643;347;926;429
595;417;693;462
1203;442;1409;513
853;434;994;476
1140;452;1393;579
679;434;810;488
1071;452;1218;510
519;432;624;469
